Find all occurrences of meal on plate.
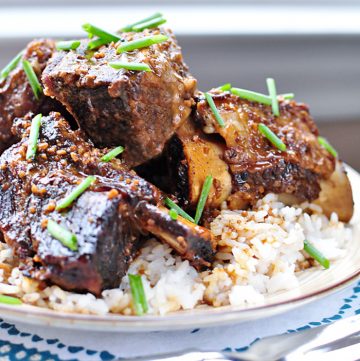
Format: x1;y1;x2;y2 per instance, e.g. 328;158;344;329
0;13;354;315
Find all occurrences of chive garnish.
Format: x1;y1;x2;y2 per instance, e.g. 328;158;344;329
22;60;43;100
47;220;78;251
56;40;81;51
0;295;22;305
217;83;231;92
280;93;295;100
121;12;163;32
194;176;213;224
0;51;23;82
169;208;178;221
303;240;330;269
101;146;125;162
82;23;121;43
205;92;225;128
109;62;151;72
266;78;279;116
87;37;109;51
318;136;338;158
164;198;195;223
117;34;168;54
231;87;272;105
258;123;287;151
56;176;96;211
132;17;167;32
128;274;148;315
26;114;42;160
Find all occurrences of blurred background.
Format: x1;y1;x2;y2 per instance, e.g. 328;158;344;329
0;0;359;169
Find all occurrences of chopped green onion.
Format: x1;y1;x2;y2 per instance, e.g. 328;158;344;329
318;136;338;158
117;34;168;54
87;37;109;51
121;12;163;32
266;78;279;116
205;92;225;128
164;198;195;223
194;176;213;224
101;146;125;162
56;40;81;51
109;62;151;72
47;220;78;251
22;60;43;100
128;274;148;315
280;93;295;100
0;295;22;305
26;114;42;160
0;51;23;82
303;240;330;269
56;176;96;211
132;17;167;32
231;87;272;105
258;123;287;152
82;23;121;43
169;208;178;221
217;83;231;92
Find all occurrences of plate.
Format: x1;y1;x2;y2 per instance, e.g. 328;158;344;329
0;167;359;332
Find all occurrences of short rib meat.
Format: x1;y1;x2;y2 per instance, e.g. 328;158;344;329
42;28;197;166
0;112;214;294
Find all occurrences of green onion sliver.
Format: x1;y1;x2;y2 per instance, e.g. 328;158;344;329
194;175;213;224
258;123;287;152
22;59;42;100
303;240;330;269
318;136;338;158
109;62;151;72
82;23;121;43
87;37;110;51
133;17;166;32
169;208;178;221
56;40;81;51
217;83;231;92
205;92;225;128
231;87;271;105
164;198;195;223
266;78;279;116
280;93;295;100
117;34;168;54
101;146;125;162
0;295;22;305
56;176;96;211
0;51;23;82
128;274;148;315
47;220;78;251
121;12;163;32
26;114;42;160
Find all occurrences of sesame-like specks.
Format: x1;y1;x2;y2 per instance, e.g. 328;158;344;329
18;170;26;178
69;145;77;152
60;159;68;167
18;145;27;159
107;189;119;199
46;146;56;155
45;201;56;213
125;178;131;184
41;219;48;229
31;184;47;196
38;142;49;151
0;164;6;171
94;52;105;59
70;152;79;162
33;254;41;263
39;154;47;160
56;149;67;156
29;207;36;214
119;175;124;181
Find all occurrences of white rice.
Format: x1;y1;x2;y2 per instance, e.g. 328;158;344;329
0;194;352;315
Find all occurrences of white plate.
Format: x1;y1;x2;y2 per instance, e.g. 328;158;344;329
0;167;359;332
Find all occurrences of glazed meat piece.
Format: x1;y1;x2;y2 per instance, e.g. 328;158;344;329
42;28;197;166
169;91;353;222
0;39;66;154
0;112;214;294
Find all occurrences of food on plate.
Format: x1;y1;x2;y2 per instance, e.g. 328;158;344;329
0;13;354;315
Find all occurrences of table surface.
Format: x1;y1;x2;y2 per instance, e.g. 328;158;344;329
0;280;357;361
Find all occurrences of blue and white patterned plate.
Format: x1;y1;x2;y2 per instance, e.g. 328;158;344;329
0;167;359;333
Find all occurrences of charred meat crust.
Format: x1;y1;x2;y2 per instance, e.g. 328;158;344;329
42;28;197;166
